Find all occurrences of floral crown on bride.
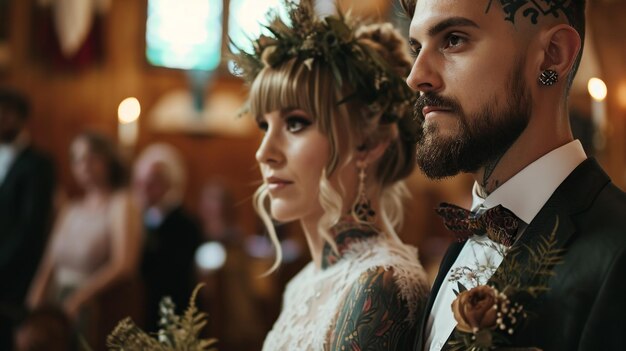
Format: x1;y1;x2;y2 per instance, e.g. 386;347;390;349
230;0;419;140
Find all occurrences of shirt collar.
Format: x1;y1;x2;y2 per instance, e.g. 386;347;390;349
471;140;587;224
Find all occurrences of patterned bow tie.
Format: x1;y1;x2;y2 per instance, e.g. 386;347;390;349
435;202;521;246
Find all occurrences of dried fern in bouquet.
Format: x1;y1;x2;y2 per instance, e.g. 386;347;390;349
107;284;218;351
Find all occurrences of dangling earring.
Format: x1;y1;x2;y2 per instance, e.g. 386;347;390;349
538;69;558;86
352;160;376;224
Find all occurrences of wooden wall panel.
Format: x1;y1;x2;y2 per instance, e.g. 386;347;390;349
589;0;626;189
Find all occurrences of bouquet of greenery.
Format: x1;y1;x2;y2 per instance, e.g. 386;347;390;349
106;285;218;351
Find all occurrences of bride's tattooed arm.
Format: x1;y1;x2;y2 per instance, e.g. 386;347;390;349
329;267;415;351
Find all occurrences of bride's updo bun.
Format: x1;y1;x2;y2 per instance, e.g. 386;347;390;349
356;22;412;78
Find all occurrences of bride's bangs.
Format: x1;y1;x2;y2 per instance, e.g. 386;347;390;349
249;59;318;122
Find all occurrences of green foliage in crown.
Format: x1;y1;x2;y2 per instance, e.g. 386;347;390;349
231;0;419;140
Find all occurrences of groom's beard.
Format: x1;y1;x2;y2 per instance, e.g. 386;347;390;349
414;62;532;180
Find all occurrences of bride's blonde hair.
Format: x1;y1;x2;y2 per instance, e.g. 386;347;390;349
250;23;417;273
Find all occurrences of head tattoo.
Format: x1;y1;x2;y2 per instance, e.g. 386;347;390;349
485;0;581;25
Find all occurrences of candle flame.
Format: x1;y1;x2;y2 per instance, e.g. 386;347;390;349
588;78;607;102
118;97;141;124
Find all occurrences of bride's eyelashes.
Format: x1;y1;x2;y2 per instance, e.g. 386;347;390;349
285;116;312;133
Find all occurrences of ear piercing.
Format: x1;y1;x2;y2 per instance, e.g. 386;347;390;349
538;69;558;86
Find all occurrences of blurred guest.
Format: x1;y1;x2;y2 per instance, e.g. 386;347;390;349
0;89;55;349
14;307;72;351
27;131;142;344
195;180;266;350
198;179;242;245
133;143;201;332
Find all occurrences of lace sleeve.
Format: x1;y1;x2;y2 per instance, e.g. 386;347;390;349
328;266;417;350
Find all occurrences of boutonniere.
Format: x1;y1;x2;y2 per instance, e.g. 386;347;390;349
447;218;564;351
106;284;218;351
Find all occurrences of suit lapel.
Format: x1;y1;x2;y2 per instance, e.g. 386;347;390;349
487;197;575;292
488;158;609;290
435;158;610;350
414;241;465;351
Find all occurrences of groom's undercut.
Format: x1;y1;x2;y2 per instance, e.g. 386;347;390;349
400;0;586;87
485;0;586;87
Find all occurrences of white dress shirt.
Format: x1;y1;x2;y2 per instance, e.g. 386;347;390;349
424;140;587;351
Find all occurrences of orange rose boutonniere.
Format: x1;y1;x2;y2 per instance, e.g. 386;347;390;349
450;285;528;350
452;286;498;333
447;218;563;351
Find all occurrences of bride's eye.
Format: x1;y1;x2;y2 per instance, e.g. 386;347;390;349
286;116;312;133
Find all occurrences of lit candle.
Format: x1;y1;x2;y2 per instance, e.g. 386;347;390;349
587;78;607;150
117;97;141;149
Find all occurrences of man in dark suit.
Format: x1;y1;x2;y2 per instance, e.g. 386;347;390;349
0;89;55;348
401;0;626;350
133;143;201;332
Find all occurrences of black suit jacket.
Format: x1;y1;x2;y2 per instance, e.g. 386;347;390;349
414;158;626;351
140;205;202;330
0;146;55;304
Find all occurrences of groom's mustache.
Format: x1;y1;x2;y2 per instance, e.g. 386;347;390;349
414;93;463;122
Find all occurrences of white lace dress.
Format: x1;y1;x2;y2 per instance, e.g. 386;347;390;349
263;227;429;350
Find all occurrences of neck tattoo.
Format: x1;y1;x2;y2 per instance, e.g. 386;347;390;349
481;152;505;194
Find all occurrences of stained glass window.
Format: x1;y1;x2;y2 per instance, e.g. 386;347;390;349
228;0;289;54
146;0;222;71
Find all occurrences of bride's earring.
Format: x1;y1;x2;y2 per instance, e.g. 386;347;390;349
352;160;376;223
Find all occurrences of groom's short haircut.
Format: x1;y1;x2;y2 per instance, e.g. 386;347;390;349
399;0;586;88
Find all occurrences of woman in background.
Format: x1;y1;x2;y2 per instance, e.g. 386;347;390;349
27;131;142;342
234;1;429;349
